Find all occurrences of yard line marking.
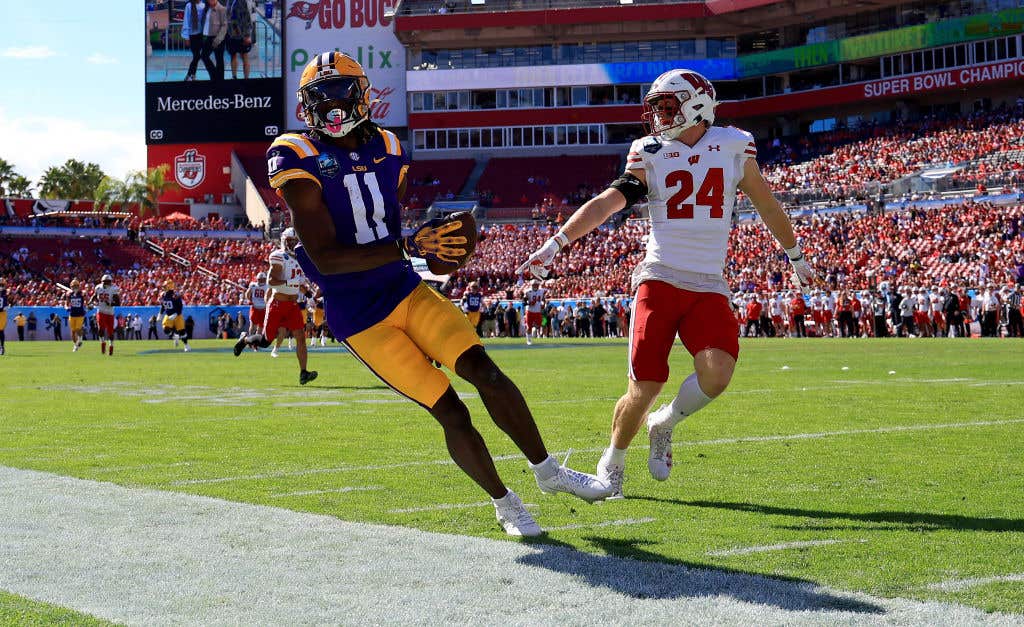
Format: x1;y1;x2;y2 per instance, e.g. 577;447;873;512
269;486;384;498
389;502;537;514
707;539;862;557
925;573;1024;592
165;418;1024;486
0;465;1016;625
544;517;656;532
94;462;194;473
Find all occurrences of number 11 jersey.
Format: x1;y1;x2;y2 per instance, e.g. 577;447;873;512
627;126;756;276
266;127;420;339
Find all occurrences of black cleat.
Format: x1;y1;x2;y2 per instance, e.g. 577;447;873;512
299;370;318;385
233;337;247;357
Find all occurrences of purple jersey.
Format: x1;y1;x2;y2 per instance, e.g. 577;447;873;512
267;127;419;339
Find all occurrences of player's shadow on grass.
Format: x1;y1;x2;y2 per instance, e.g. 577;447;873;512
517;536;883;613
313;385;391;391
637;497;1024;533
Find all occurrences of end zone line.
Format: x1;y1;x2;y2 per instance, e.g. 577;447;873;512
166;418;1024;486
269;486;384;498
544;517;656;532
925;573;1024;592
707;539;864;557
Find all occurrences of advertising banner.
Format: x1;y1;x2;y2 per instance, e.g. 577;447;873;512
719;59;1024;118
737;7;1024;77
283;0;407;129
145;0;286;143
147;141;266;203
406;58;736;93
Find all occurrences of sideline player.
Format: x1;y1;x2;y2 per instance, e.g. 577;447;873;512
460;281;483;336
234;228;317;384
244;271;269;337
262;51;611;534
0;280;8;355
90;274;120;355
518;69;819;497
160;281;190;352
311;287;327;346
67;279;87;351
523;279;546;345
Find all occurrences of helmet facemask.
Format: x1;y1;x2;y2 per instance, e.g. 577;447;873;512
299;76;371;138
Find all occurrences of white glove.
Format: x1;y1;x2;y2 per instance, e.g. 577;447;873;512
786;246;818;295
516;233;569;280
166;313;178;321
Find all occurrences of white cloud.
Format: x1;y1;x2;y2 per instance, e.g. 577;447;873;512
1;45;58;60
87;53;118;65
0;107;146;185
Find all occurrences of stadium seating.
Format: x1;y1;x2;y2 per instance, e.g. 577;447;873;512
404;159;476;210
447;201;1024;299
474;155;620;210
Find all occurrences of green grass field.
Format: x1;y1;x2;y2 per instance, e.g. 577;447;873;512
2;337;1023;617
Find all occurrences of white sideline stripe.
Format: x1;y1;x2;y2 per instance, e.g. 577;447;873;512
0;466;1015;625
166;418;1024;486
269;486;384;498
544;517;656;532
94;462;194;473
389;502;537;514
707;539;862;557
926;573;1024;592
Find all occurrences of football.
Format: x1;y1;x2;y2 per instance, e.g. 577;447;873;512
426;211;477;275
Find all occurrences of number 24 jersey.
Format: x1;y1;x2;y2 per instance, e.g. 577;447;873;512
627;125;756;276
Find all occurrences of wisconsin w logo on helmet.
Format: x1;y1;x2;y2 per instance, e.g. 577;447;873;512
297;52;374;138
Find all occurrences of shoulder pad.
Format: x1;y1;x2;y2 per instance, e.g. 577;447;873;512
270;133;320;159
642;137;663;155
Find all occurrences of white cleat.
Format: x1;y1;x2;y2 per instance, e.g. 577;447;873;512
536;464;614;503
493;491;542;537
596;455;625;500
183;345;191;352
271;348;279;358
647;404;674;481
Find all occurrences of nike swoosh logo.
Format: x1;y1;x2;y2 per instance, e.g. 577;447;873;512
373;157;385;164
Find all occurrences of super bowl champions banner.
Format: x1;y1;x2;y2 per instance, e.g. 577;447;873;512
284;0;407;129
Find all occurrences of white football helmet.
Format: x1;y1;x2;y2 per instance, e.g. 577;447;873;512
281;227;298;252
256;271;267;283
642;69;718;140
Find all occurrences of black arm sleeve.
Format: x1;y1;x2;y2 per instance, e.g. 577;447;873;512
609;172;649;209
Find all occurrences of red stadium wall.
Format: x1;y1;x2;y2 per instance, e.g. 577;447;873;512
147;142;267;205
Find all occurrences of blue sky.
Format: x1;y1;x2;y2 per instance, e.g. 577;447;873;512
0;1;145;186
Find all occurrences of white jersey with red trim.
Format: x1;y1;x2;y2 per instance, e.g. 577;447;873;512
249;281;269;308
627;125;756;277
269;248;304;296
525;288;546;313
94;284;120;315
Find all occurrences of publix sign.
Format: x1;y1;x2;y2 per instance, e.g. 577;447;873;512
284;0;407;128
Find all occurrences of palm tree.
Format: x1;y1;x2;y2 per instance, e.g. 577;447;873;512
38;159;106;199
94;176;132;212
7;175;33;198
0;158;21;197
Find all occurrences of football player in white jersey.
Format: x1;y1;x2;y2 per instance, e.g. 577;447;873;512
89;274;121;356
523;279;546;345
244;271;270;337
234;228;318;385
518;69;818;497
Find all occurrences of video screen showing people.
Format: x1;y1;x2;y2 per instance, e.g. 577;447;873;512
146;0;283;83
